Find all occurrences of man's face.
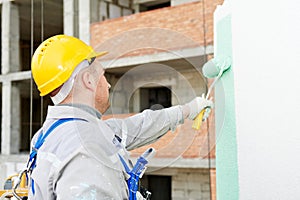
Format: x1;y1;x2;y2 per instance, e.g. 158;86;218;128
94;66;111;114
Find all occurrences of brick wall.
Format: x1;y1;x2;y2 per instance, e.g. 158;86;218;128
91;0;224;58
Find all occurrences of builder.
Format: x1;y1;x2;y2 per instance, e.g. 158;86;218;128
29;34;213;199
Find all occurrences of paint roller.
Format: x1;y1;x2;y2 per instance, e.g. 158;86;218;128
192;56;232;130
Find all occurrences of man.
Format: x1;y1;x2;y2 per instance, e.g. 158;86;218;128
29;34;212;199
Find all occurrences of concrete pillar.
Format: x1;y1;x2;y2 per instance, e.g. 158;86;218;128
78;0;91;44
132;90;140;113
63;0;78;37
64;0;99;44
90;0;99;23
1;81;12;155
79;0;101;44
1;1;21;154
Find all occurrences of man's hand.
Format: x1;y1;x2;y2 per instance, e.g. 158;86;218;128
183;94;213;120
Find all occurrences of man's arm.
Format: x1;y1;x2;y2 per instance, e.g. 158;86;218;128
105;96;213;150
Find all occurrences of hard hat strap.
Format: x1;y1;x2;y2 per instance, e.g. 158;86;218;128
51;60;89;105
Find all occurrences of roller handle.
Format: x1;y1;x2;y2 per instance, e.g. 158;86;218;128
192;109;206;130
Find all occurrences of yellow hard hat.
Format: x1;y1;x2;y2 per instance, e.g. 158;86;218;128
31;34;107;96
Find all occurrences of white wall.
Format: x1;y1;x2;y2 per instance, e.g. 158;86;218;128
231;0;300;199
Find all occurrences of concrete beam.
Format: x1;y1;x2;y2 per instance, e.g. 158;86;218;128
101;45;213;69
0;0;14;4
0;71;31;82
134;0;162;5
130;157;216;169
171;0;199;6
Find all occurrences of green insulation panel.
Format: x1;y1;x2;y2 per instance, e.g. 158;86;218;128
215;14;239;200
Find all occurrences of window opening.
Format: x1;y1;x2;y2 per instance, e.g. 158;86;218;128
140;86;171;112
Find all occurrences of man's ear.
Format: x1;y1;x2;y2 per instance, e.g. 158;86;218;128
81;71;96;91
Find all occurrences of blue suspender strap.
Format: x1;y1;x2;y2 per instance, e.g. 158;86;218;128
118;154;131;174
119;148;154;200
31;178;35;195
29;118;86;195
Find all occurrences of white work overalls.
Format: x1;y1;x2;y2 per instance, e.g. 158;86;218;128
28;104;183;200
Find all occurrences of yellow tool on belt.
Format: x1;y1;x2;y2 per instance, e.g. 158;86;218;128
0;173;28;200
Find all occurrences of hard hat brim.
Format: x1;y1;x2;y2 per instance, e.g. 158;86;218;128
88;51;108;60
